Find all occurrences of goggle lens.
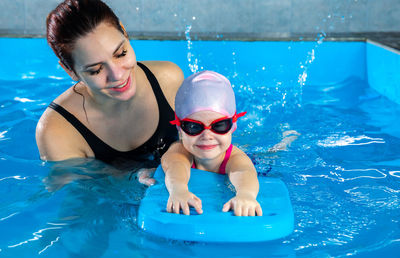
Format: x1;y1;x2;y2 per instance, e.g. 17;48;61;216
211;119;233;134
181;121;205;135
180;118;233;136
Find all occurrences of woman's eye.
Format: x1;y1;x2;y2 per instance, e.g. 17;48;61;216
116;49;127;58
89;66;103;75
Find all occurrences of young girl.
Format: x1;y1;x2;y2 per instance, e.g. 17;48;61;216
161;71;262;217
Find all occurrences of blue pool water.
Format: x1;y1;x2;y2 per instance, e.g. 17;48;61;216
0;38;400;257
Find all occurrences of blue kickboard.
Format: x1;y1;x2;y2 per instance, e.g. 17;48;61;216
138;165;294;242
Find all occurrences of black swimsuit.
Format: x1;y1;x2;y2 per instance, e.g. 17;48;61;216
48;62;178;165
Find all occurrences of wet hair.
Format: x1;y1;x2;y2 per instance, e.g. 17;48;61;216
46;0;125;72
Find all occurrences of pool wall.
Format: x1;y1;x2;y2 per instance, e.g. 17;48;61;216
1;38;399;105
1;0;400;38
366;41;400;105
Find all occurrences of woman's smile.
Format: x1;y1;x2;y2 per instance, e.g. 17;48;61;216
108;75;131;92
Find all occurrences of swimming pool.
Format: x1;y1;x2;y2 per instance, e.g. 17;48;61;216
0;38;399;257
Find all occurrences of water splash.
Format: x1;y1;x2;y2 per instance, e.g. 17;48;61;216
296;31;326;107
185;25;199;73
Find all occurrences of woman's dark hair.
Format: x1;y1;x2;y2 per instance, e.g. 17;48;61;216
46;0;125;71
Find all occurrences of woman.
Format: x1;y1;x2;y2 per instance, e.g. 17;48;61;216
36;0;188;185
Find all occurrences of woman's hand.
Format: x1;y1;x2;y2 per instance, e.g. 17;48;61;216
167;186;203;215
222;192;262;216
136;168;156;186
43;173;93;192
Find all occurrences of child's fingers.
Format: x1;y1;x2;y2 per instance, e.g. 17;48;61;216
166;200;172;213
234;204;242;216
222;200;232;212
256;205;263;216
172;202;181;214
188;198;203;214
242;207;249;217
182;203;190;215
249;208;256;217
193;195;202;206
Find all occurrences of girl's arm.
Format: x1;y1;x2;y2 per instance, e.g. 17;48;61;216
161;141;203;215
223;147;262;216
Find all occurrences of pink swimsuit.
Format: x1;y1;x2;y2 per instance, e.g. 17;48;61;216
191;144;233;174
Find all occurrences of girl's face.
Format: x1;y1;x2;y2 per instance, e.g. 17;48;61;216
180;111;233;161
70;22;137;101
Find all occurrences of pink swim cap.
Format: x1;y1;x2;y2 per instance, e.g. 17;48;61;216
175;71;237;119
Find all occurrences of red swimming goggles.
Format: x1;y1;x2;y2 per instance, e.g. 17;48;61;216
170;112;247;136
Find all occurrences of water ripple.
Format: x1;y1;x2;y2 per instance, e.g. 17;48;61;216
344;185;400;209
38;236;60;255
335;167;387;181
0;212;19;221
318;134;385;147
13;97;36;103
0;130;9;140
7;226;63;249
389;171;400;178
0;175;28;182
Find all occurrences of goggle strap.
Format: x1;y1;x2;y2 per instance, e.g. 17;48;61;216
232;111;247;122
170;111;246;125
169;114;181;126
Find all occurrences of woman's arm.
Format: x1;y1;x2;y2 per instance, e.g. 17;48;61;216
161;142;203;215
43;157;123;192
36;107;91;161
223;147;262;216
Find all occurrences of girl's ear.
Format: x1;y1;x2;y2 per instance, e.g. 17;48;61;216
59;61;80;81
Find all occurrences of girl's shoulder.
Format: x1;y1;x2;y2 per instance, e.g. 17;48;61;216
226;145;255;170
230;145;248;157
